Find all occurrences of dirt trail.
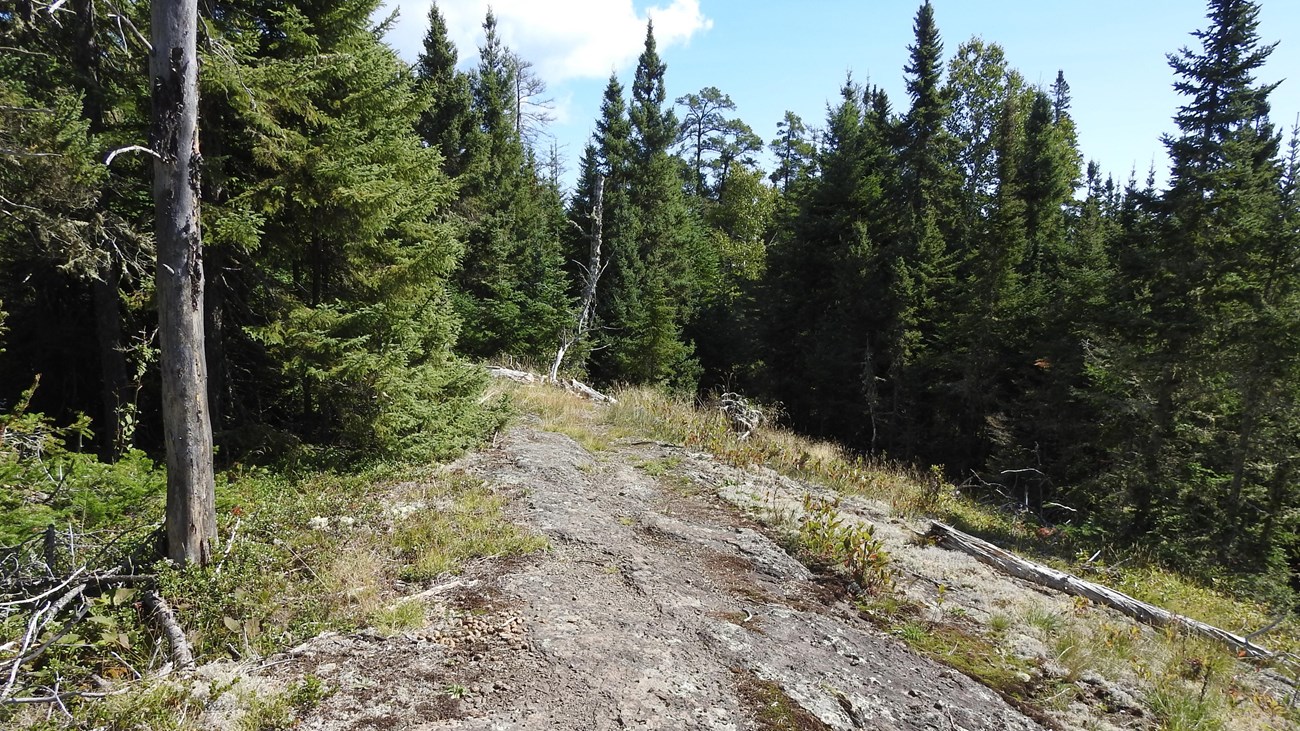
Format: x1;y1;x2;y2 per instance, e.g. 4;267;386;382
275;426;1045;730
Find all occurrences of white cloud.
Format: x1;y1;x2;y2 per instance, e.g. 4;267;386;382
381;0;712;82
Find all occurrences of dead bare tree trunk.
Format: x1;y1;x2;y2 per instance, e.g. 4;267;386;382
151;0;217;565
549;174;605;383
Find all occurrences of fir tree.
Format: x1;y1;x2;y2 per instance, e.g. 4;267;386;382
887;1;960;458
594;23;706;386
452;11;570;363
204;0;497;460
414;2;478;177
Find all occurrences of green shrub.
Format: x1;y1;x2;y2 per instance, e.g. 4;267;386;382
0;382;165;547
796;493;896;595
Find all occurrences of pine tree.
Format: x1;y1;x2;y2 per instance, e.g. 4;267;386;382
675;86;734;195
769;111;817;191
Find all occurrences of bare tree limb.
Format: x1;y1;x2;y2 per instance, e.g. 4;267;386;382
7;687;127;704
142;590;194;671
104;145;162;166
0;46;54;58
550;175;604;383
0;148;61;158
103;0;152;53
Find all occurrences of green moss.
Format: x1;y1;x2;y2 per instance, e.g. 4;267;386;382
734;671;831;730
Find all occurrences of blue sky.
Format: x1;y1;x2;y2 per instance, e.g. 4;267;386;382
377;0;1300;192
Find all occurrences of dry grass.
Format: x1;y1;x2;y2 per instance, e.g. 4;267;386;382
389;475;549;582
506;379;1300;731
513;383;947;513
373;600;428;637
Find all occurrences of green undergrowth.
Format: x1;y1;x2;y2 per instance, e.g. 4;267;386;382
0;382;166;547
2;408;542;728
865;597;1045;701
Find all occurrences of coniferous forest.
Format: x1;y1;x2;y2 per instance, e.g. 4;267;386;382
2;0;1299;606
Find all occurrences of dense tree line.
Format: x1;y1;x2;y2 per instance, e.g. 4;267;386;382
752;0;1300;600
2;0;1297;599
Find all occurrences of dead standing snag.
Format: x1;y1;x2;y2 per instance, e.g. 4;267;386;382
150;0;217;565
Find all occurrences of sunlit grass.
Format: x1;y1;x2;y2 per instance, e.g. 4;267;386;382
390;475;549;582
505;379;1300;730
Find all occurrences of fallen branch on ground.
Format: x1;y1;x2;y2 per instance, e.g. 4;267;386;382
487;365;616;403
927;521;1298;673
720;392;762;440
142;590;193;671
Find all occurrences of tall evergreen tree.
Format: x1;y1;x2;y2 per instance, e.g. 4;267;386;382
0;0;152;460
887;0;960;458
414;2;478;177
675;86;734;195
452;11;569;362
762;80;894;443
1089;0;1297;586
201;0;496;460
769;111;817;191
597;22;706;386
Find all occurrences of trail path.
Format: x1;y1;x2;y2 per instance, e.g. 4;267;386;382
275;426;1045;730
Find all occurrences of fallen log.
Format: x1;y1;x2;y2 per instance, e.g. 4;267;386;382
565;377;616;404
486;366;539;384
927;521;1295;669
486;365;616;404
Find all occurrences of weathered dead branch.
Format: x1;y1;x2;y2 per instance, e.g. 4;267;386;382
927;521;1298;671
487;365;616;403
1;524;181;706
550;174;606;383
142;590;193;671
720;392;762;440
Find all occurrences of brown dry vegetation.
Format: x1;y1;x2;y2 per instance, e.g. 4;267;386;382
511;382;1300;731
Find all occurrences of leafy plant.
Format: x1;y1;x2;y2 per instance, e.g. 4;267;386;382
796;494;896;595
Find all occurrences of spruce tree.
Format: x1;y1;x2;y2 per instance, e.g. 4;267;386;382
762;80;894;443
1088;0;1296;586
599;22;706;386
414;2;478;177
202;0;496;460
0;0;152;460
452;11;570;363
887;0;960;458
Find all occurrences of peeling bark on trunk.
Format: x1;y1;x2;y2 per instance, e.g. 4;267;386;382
151;0;216;565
